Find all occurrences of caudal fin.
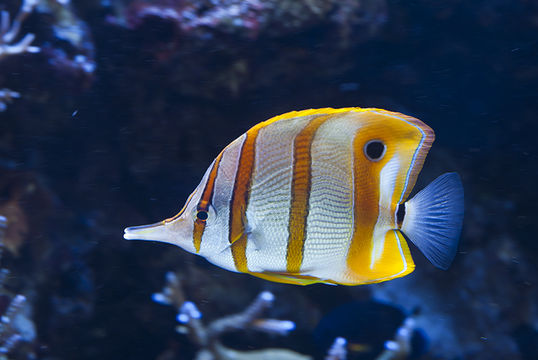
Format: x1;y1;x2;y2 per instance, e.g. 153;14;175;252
400;172;464;270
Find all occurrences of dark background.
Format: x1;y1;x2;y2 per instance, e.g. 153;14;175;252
0;0;536;359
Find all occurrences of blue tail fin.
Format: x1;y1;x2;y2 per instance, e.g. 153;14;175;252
400;172;464;270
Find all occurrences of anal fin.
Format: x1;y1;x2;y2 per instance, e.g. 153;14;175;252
250;271;328;286
348;230;415;284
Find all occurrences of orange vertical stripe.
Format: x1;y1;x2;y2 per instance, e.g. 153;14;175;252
229;132;257;273
346;129;384;280
286;115;332;273
193;152;223;253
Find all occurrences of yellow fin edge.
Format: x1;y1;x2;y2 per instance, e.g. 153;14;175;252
259;107;428;131
264;107;373;124
250;271;332;286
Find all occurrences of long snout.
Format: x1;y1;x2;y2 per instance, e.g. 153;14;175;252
124;221;169;242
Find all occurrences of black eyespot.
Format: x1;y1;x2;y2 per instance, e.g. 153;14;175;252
364;140;386;161
196;210;208;221
396;203;405;227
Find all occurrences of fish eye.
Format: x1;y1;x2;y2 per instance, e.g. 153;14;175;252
196;210;209;221
364;140;386;161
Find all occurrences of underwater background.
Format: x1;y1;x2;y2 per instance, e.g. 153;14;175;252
0;0;537;359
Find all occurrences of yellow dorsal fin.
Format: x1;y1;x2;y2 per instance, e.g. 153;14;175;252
265;107;363;124
263;107;418;124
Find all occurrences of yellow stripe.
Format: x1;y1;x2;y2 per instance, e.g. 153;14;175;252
229;133;257;273
193;152;223;253
286;115;332;273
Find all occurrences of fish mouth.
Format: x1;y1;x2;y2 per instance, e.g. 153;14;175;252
123;221;167;241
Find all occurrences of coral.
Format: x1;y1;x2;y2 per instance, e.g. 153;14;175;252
100;0;389;102
0;0;40;61
0;168;99;359
376;316;417;360
0;89;19;112
152;271;310;360
323;313;418;360
0;0;95;120
0;0;40;111
0;215;36;358
116;0;387;40
0;294;29;356
0;188;28;257
0;169;56;257
38;0;96;77
0;217;5;248
325;337;346;360
319;304;422;360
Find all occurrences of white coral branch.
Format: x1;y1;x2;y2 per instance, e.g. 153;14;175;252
1;0;39;41
0;0;40;60
153;271;305;360
0;0;40;111
376;317;416;360
0;89;20;112
0;294;27;354
325;337;347;360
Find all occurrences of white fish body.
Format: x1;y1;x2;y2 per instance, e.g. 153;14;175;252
124;108;464;285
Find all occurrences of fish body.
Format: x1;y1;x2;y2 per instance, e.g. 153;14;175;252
124;108;464;285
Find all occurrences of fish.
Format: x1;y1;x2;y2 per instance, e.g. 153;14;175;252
124;107;464;286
